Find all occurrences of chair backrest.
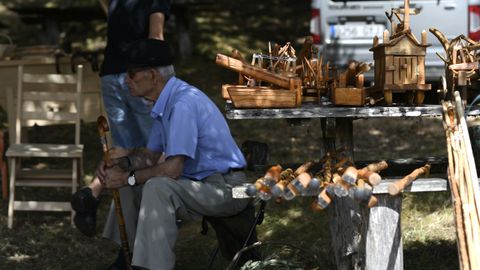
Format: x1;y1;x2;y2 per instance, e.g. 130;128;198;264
13;65;83;145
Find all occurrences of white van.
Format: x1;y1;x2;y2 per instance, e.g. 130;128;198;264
310;0;480;81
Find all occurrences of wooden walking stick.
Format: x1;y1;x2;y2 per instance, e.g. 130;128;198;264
97;116;132;270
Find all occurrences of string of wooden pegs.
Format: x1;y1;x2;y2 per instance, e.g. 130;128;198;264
244;152;432;214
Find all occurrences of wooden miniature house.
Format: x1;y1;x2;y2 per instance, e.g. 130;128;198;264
369;0;431;105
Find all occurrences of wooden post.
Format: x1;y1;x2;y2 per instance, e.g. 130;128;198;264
365;194;403;270
323;118;404;270
323;118;366;269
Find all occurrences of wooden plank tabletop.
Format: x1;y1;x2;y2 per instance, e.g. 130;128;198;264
225;102;480;119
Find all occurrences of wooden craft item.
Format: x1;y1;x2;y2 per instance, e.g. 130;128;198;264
271;180;289;198
294;160;315;176
231;49;247;84
366;160;388;172
264;164;282;186
221;84;269;100
331;62;368;106
255;178;269;192
431;28;480;99
312;184;334;211
357;168;382;186
254;178;273;201
245;183;258;197
353;179;378;208
388;164;431;195
288;172;313;196
332;173;350;197
216;54;300;90
369;0;431;105
342;166;358;185
217;53;302;108
332;87;365;106
227;87;297;108
297;36;314;66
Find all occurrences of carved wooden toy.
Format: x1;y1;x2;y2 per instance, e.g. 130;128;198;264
297;37;330;104
331;61;372;106
216;53;302;108
368;0;431;105
429;28;479;100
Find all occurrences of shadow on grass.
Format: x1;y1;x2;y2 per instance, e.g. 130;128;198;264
404;240;458;270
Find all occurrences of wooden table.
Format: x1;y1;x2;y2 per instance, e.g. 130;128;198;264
227;102;480;270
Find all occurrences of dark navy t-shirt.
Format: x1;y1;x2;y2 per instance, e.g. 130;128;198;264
100;0;170;76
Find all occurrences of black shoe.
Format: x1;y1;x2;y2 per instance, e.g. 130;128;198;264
71;188;99;237
71;187;100;213
73;211;97;237
108;250;133;270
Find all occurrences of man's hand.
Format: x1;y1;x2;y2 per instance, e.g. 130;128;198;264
96;161;129;189
109;147;129;159
103;166;129;189
105;147;130;168
95;159;109;184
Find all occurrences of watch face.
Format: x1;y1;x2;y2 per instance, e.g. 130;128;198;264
128;175;135;186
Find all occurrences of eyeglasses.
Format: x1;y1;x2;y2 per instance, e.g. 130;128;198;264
127;67;151;79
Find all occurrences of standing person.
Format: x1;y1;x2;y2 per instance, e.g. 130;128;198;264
71;0;171;237
96;38;250;270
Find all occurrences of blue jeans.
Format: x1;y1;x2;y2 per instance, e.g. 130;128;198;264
101;74;153;148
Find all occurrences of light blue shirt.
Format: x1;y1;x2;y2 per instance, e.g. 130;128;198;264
147;77;246;180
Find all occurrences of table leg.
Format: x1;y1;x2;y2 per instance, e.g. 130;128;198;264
323;118;365;269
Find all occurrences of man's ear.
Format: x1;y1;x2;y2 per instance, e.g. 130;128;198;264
152;69;167;85
149;68;158;83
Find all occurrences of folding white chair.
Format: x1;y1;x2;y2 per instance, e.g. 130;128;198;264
7;65;84;228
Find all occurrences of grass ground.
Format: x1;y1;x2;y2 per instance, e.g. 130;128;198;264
0;1;462;269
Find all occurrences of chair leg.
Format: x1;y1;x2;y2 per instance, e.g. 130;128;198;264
0;130;7;200
1;161;7;201
7;158;16;229
71;159;79;227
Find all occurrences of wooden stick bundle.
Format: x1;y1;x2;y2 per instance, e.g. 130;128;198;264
442;93;480;269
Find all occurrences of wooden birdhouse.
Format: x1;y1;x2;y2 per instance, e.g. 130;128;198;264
369;0;431;105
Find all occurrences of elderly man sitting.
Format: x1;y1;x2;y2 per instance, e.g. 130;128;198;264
95;39;256;270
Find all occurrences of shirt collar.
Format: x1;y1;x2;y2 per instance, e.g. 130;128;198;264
151;76;177;119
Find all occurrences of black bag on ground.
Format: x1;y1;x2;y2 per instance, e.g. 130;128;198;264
204;202;261;266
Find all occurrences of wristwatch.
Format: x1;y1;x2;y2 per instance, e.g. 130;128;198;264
127;171;137;186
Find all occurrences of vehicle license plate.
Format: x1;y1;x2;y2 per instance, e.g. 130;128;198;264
330;24;385;39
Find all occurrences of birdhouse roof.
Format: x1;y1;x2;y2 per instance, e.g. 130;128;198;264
370;30;430;52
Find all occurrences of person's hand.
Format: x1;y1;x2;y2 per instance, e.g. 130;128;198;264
106;147;129;167
109;147;129;159
95;160;108;184
103;166;129;189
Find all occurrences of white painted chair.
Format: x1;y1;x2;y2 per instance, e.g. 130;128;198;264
7;65;84;229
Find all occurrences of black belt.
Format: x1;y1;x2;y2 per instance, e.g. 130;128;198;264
229;167;244;173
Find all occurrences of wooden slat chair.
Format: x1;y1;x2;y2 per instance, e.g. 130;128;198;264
7;65;84;229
